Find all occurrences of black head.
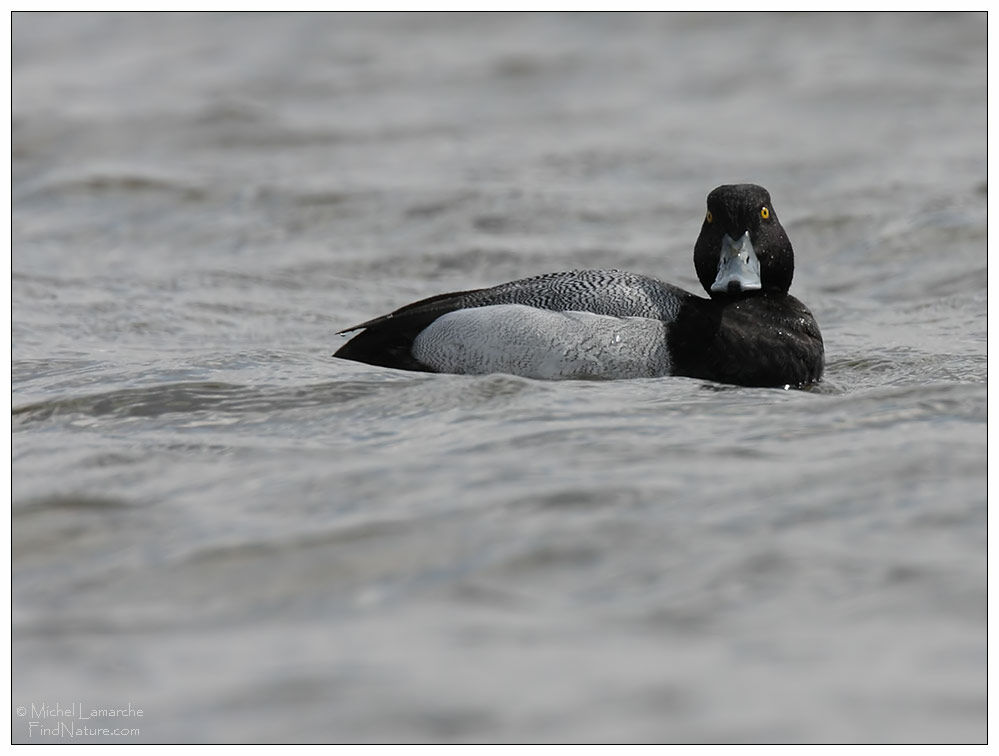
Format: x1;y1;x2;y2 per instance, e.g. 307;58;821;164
693;184;794;297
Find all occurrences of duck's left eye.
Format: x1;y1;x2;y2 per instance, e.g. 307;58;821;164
705;211;713;224
760;207;770;220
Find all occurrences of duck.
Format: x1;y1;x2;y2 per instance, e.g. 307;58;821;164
334;184;824;387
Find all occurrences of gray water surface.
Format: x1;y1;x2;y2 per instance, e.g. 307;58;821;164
12;12;986;743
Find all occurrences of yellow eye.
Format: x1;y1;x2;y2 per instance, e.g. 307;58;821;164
760;206;770;219
706;210;713;223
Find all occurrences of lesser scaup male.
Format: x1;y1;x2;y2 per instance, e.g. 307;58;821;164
335;184;824;387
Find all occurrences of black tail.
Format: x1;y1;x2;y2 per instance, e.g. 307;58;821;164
334;285;490;371
333;319;437;371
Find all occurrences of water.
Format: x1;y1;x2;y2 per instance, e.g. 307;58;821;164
12;12;986;743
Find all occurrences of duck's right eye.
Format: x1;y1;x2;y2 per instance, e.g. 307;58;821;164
705;211;713;224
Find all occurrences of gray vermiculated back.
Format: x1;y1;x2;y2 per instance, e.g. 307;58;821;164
426;270;689;322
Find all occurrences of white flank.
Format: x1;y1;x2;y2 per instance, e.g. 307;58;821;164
411;304;671;380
